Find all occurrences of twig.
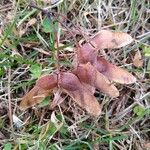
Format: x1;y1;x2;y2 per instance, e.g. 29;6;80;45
0;4;12;12
7;68;14;137
55;23;61;71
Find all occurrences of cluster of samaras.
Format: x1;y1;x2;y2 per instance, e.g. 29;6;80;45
20;30;136;116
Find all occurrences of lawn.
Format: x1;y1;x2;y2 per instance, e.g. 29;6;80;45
0;0;150;150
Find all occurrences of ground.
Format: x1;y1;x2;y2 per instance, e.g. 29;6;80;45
0;0;150;150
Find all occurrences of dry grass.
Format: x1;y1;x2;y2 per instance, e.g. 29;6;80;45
0;0;150;149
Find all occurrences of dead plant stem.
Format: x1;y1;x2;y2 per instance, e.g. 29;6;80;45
8;68;14;138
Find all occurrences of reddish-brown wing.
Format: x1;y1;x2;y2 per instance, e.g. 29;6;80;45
95;57;136;84
90;30;133;49
58;72;101;116
76;43;97;64
74;63;119;97
20;74;57;110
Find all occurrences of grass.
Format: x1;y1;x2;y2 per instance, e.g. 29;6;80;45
0;0;150;150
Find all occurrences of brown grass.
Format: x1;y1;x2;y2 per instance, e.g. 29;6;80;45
0;0;149;149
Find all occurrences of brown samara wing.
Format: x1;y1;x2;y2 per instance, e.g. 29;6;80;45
90;30;133;49
58;72;101;116
20;74;58;110
95;57;136;84
73;63;119;98
76;43;97;64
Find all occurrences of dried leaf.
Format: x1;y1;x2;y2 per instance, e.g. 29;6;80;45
19;27;26;37
18;18;37;37
26;18;37;28
59;72;101;116
54;43;73;51
95;57;136;84
90;30;133;49
133;51;143;68
74;63;119;98
20;74;57;110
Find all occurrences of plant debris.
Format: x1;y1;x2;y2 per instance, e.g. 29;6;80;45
20;30;136;116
